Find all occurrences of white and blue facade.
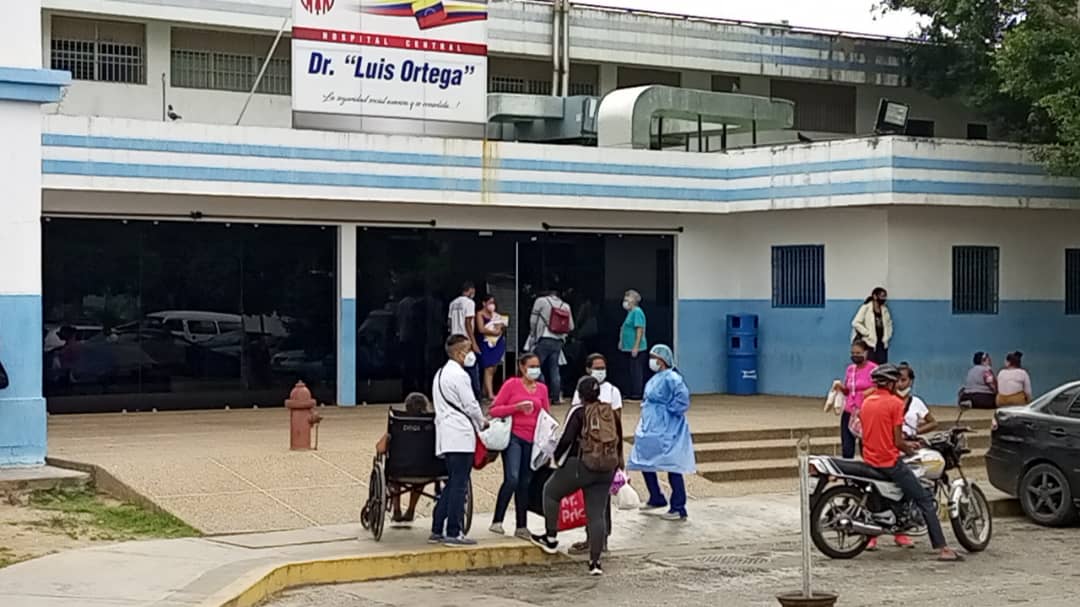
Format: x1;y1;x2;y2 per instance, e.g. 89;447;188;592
3;0;1080;468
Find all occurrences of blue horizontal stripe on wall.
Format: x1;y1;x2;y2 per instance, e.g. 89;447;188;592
42;133;1059;181
42;159;1080;202
677;298;1080;406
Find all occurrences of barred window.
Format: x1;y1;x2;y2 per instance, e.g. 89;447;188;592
771;245;825;308
567;82;596;96
1066;249;1080;315
770;79;856;134
952;246;999;315
489;75;552;96
171;28;291;95
51;17;145;84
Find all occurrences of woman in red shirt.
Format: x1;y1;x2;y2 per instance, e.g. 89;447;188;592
488;352;551;538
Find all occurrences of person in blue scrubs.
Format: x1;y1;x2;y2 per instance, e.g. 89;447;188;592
627;344;696;521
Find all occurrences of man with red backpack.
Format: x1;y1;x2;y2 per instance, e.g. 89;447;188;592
528;289;574;404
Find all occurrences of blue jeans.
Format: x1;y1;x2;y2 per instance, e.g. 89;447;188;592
840;411;858;459
533;338;563;402
431;452;473;538
492;435;534;529
642;471;687;517
880;459;947;549
466;362;481;400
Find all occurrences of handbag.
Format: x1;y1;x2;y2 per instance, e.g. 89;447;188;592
479;416;512;451
0;359;8;390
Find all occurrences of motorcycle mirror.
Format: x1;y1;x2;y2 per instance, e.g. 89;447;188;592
959;400;973;410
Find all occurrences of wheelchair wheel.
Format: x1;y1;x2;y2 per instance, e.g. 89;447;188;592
368;462;387;541
463;478;474;535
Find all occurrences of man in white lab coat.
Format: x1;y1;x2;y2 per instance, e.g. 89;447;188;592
430;334;488;546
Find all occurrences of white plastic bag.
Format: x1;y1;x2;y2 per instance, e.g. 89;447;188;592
530;409;560;470
824;387;845;416
479;416;512;451
615;482;640;510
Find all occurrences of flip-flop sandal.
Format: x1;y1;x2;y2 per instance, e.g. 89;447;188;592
938;552;965;562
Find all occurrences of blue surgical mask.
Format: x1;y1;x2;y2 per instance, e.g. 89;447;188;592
525;367;541;380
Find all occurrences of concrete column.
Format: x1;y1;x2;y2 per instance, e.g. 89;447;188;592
146;21;171;120
598;63;618;96
0;0;70;467
336;225;357;406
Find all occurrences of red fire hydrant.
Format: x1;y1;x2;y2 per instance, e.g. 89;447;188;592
285;381;322;450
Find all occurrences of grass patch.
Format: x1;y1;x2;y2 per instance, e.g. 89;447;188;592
28;487;198;541
0;546;23;568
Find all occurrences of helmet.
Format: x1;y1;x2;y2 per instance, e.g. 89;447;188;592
871;363;901;385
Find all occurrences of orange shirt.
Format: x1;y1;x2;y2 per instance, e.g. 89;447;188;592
859;389;905;468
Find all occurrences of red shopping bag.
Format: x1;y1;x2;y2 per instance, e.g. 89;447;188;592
558;489;587;531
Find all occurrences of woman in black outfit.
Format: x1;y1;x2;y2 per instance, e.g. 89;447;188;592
531;376;623;576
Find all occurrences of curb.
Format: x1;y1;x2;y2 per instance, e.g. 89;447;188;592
988;496;1023;518
201;543;566;607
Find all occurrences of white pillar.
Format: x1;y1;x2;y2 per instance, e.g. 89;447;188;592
598;63;618;96
336;225;357;406
0;0;70;467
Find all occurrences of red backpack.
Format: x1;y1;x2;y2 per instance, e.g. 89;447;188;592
546;298;572;335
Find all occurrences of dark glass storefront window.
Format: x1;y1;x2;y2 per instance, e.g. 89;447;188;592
355;228;674;404
42;219;336;413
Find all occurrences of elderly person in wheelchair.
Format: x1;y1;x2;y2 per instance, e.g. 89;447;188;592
373;392;433;524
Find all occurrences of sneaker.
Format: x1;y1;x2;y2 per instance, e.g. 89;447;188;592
588;561;604;576
443;535;478;547
427;533;444;544
894;534;915;548
866;537;879;551
530;533;559;555
489;522;505;535
660;511;687;521
514;527;532;541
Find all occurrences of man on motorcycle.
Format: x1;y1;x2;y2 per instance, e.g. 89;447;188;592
860;364;963;562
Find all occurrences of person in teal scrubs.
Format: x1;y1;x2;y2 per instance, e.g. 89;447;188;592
619;289;647;399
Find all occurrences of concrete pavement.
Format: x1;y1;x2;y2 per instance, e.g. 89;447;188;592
0;494;801;607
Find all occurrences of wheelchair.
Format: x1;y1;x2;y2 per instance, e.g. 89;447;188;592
360;409;473;541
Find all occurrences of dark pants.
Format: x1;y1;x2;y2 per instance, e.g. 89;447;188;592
622;351;645;399
840;411;858;459
962;392;996;410
642;471;687;517
869;346;888;365
466;362;481;400
543;457;614;562
533;337;564;402
432;452;473;538
879;459;947;549
493;434;534;529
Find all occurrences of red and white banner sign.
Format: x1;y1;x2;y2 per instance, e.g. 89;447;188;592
291;0;489;123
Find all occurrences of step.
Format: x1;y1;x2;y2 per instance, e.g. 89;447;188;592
684;417;992;445
697;449;989;483
693;434;991;464
0;465;90;493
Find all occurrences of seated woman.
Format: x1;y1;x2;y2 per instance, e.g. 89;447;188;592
960;351;997;410
996;351;1032;406
375;392;432;523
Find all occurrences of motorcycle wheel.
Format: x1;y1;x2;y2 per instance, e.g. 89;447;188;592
810;485;872;559
950;482;992;552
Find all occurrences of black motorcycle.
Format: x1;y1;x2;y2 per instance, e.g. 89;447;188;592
807;402;992;559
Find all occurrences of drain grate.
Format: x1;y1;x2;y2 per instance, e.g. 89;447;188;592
651;553;772;572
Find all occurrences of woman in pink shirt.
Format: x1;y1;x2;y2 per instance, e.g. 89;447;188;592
488;352;551;538
837;339;877;458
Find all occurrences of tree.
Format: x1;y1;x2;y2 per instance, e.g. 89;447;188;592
881;0;1080;176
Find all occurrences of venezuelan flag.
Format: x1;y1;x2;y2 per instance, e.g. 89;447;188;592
439;2;487;26
360;1;414;17
413;0;448;29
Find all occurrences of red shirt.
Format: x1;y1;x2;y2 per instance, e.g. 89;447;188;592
488;378;550;443
859;389;905;468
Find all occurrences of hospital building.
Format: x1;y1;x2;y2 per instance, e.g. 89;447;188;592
2;0;1078;467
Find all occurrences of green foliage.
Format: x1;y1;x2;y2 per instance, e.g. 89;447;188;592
28;487;198;541
881;0;1080;175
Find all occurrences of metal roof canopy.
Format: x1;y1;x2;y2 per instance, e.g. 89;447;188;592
597;86;795;149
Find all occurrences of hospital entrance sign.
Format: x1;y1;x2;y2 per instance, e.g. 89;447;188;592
291;0;489;124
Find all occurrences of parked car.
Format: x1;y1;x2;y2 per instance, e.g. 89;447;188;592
986;380;1080;526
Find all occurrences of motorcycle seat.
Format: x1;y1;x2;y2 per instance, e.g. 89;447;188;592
827;458;891;482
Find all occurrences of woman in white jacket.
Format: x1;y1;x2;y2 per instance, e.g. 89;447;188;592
851;287;893;364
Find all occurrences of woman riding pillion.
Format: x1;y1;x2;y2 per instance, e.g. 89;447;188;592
627;344;695;520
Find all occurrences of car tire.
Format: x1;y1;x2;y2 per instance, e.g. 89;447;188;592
1019;463;1078;527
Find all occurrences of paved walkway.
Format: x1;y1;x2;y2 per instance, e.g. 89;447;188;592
0;495;801;607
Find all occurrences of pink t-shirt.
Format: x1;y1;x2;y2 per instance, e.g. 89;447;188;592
844;361;879;414
489;378;551;443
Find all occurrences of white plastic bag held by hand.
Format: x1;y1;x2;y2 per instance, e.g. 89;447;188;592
530;409;560;470
615;483;640;510
824;381;845;416
479;416;512;451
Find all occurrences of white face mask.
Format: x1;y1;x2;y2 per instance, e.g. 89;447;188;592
649;359;662;372
622;300;632;311
897;386;912;397
525;367;541;380
590;369;607;383
463;352;477;368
